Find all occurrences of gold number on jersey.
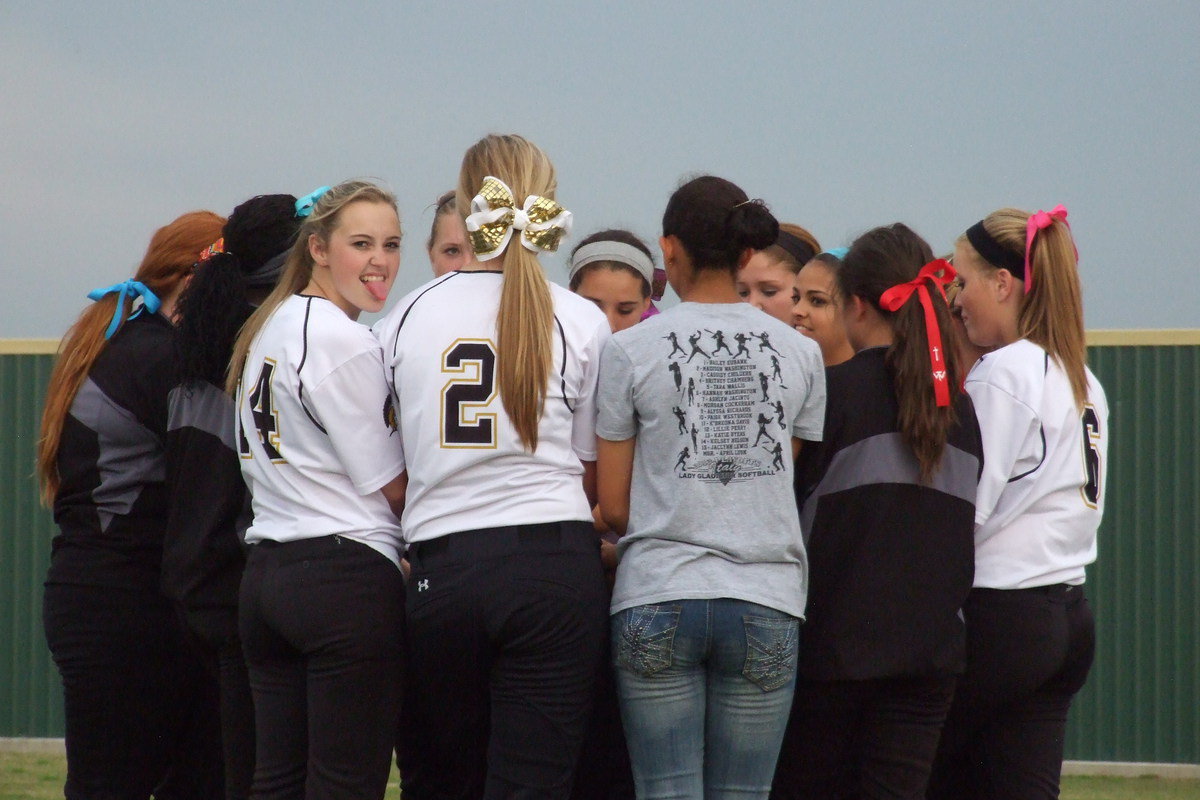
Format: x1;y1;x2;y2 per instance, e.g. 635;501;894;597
1080;403;1101;508
440;339;498;449
238;358;285;463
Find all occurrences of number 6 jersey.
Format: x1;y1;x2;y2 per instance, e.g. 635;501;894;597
373;271;610;544
966;338;1109;589
237;294;405;565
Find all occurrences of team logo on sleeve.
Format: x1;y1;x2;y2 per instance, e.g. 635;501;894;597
383;393;398;435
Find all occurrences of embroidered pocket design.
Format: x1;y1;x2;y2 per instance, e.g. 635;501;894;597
742;615;799;692
616;604;681;677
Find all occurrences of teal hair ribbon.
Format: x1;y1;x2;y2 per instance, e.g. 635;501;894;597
823;247;849;260
86;280;162;339
295;186;331;218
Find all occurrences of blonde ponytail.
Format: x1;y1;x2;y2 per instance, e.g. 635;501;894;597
457;134;559;451
965;208;1089;409
1018;220;1087;408
496;246;554;450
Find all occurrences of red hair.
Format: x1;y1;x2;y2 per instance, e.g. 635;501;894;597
37;210;226;503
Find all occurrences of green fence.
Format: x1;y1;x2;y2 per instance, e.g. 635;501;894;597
2;335;1198;763
0;348;60;738
1066;340;1200;763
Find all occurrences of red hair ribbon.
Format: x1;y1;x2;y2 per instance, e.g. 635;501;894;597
1024;205;1077;294
879;259;957;407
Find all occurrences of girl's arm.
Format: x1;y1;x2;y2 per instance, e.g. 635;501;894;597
581;460;598;508
379;470;408;519
597;437;635;535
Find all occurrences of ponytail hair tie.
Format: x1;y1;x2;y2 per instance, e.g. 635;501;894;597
1024;204;1077;294
879;259;957;407
465;176;573;260
640;266;668;320
650;266;667;302
87;280;162;339
295;186;332;218
196;237;225;265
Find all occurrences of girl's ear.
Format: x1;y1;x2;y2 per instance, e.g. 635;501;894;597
659;235;678;268
308;233;326;267
993;268;1016;302
846;294;869;322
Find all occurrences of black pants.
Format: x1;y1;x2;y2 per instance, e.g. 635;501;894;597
569;567;634;800
43;582;222;800
926;585;1095;800
403;521;608;800
180;606;256;800
239;535;404;800
771;674;957;800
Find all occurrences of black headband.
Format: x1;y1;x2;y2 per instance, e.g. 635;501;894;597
244;249;290;287
965;220;1024;279
775;230;817;267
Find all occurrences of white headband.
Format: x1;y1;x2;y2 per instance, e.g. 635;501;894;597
569;241;655;286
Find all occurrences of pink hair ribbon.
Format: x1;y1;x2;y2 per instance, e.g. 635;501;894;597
879;259;957;407
1024;204;1077;294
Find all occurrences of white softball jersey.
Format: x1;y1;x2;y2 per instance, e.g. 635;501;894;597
237;294;406;565
966;338;1108;589
373;271;610;544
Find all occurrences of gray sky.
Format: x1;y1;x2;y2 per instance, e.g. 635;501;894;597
2;1;1197;337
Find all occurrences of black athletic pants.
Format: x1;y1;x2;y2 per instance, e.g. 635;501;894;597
180;606;256;800
771;674;957;800
239;535;404;800
926;585;1095;800
569;630;635;800
43;582;222;800
402;521;608;800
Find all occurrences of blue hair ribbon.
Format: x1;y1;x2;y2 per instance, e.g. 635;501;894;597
823;247;849;260
295;186;331;218
86;280;162;339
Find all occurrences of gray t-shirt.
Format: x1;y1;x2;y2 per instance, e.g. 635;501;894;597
597;302;826;618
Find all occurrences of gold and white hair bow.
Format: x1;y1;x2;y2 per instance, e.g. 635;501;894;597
464;176;573;261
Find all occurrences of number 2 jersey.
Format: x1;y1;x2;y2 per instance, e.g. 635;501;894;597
373;271;610;544
237;295;405;565
966;338;1109;589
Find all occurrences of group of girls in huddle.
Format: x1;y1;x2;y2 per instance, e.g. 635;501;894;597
38;130;1106;800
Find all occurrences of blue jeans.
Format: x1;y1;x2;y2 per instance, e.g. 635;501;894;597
613;599;800;800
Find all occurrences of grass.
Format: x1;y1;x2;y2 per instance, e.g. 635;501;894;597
0;752;404;800
2;751;1198;799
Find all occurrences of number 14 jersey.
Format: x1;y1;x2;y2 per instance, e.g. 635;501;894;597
374;271;610;544
237;295;405;565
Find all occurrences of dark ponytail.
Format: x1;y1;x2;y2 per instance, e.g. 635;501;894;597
177;194;300;386
176;254;254;385
663;175;778;272
839;223;962;482
726;198;779;252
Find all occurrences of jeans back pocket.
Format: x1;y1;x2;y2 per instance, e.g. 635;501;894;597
742;615;799;692
615;604;681;678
